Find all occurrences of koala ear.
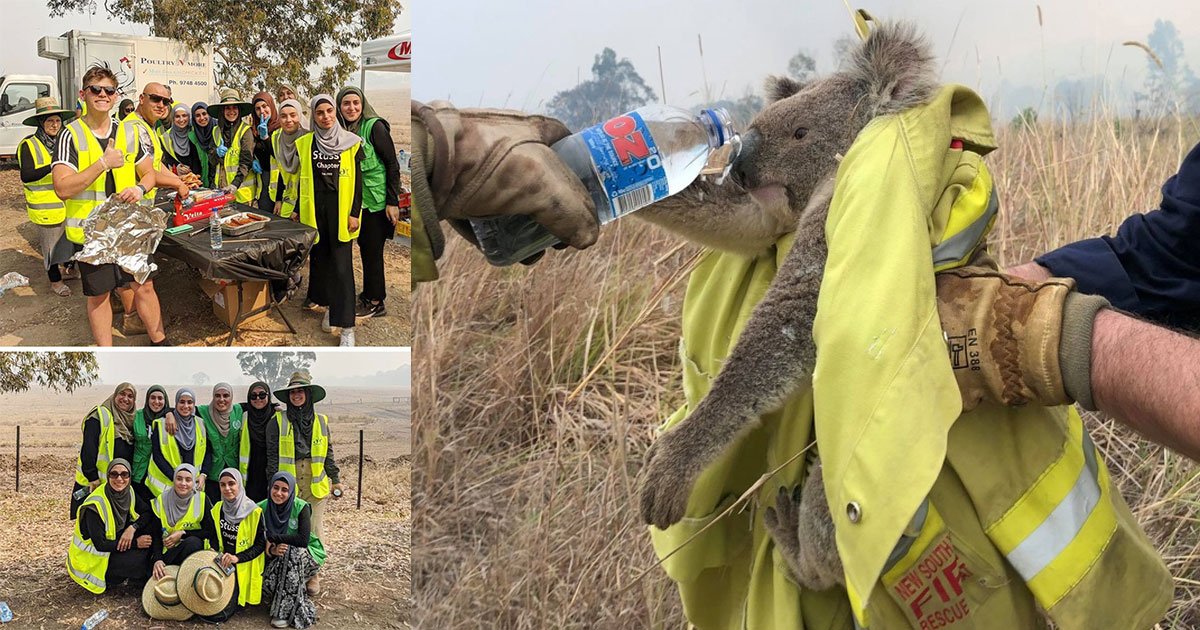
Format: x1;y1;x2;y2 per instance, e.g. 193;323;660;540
764;75;805;103
847;21;938;116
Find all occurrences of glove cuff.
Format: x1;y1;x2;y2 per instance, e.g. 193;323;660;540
410;100;446;262
1059;293;1110;411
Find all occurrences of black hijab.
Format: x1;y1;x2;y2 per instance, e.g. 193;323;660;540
33;116;63;154
285;386;316;436
141;385;168;428
265;471;297;538
245;381;274;450
104;459;134;533
191;102;217;153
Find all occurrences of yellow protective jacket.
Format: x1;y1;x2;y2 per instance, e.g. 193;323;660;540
648;85;1171;630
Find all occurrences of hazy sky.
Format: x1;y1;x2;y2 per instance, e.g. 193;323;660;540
0;1;410;90
94;349;409;387
417;0;1200;116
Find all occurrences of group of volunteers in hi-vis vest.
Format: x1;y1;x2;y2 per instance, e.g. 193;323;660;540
67;371;343;628
18;63;403;347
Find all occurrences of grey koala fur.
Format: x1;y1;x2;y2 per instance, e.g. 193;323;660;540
636;21;939;590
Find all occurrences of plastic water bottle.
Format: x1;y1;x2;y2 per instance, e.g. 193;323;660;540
209;210;223;250
468;105;737;266
396;148;410;174
81;609;108;629
0;601;12;623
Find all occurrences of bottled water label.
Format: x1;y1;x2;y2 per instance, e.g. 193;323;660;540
579;111;667;221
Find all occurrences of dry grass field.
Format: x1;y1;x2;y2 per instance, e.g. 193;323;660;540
413;109;1200;628
0;384;411;629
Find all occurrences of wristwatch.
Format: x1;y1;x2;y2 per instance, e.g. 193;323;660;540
136;184;147;195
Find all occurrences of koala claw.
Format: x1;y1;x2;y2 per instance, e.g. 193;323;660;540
639;430;699;529
764;465;844;591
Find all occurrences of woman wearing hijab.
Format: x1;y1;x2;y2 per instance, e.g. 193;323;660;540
251;92;282;215
337;86;402;320
158;103;203;180
296;94;364;346
212;88;257;203
19;97;79;297
273;100;308;219
268;372;342;559
190;101;217;187
72;383;138;519
195;382;245;498
149;464;211;579
242;381;277;501
276;85;307;115
132;385;169;502
115;98;135;122
148;388;213;498
68;459;156;593
259;471;323;628
199;468;266;622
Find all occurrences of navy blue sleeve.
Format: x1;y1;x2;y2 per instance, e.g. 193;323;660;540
1036;140;1200;327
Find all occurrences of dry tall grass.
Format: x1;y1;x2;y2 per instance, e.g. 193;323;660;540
414;108;1200;628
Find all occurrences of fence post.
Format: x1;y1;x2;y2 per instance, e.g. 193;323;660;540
357;429;364;510
15;425;20;493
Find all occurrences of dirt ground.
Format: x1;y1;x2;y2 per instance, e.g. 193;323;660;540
0;84;412;348
0;384;411;628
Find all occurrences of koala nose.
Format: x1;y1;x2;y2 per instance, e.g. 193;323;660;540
730;128;760;189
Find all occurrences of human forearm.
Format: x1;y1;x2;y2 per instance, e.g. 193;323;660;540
53;162;106;200
1091;309;1200;460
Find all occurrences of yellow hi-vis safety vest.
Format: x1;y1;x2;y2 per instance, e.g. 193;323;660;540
147;418;209;496
256;129;281;204
61;118;109;244
238;417;253;479
296;133;361;243
648;84;1171;630
112;112;162;201
211;502;264;606
215;121;255;204
151;491;206;554
74;406;115;486
19;135;66;224
274;411;332;499
67;484;138;594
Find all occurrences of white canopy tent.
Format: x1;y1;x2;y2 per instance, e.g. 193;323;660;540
361;30;411;87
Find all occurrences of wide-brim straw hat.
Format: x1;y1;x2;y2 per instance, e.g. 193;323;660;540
213;88;254;118
274;370;327;404
22;97;78;127
142;564;194;621
177;550;236;617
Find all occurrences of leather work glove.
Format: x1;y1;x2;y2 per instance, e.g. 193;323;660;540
411;100;598;257
216;144;229;158
935;265;1110;412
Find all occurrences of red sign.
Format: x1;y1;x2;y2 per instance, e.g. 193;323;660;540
889;535;974;629
388;41;411;61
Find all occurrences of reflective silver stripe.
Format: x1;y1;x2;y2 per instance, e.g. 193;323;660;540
1005;430;1101;580
882;498;929;573
932;189;998;268
95;407;113;474
27;201;64;210
311;471;327;485
67;560;107;591
72;534;103;556
70;190;107;202
279;457;296;466
26;183;56;191
310;456;326;465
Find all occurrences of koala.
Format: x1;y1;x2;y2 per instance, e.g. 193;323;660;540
635;21;939;591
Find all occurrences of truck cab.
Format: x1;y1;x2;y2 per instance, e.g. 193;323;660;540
0;74;60;159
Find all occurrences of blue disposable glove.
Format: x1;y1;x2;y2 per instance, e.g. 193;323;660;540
216;144;228;158
252;159;262;174
257;115;270;139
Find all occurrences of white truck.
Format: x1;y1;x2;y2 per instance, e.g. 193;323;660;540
0;30;215;158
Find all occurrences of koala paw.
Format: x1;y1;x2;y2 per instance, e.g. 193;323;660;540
764;462;844;591
639;427;701;529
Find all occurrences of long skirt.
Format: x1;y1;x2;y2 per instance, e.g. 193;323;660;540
262;546;320;629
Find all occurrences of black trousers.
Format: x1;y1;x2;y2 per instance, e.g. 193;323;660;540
106;546;152;585
305;190;356;328
160;534;206;565
356;209;392;303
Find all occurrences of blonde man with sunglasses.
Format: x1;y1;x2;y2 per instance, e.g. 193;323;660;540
52;65;167;346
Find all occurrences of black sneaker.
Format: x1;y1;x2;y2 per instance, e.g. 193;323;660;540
355;299;386;319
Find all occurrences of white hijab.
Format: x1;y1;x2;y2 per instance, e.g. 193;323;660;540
309;94;360;154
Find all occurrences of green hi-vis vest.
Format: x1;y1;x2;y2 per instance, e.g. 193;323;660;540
274;411;332;499
61;118;108;244
296;133;362;243
215;121;256;204
211;502;264;606
19;135;65;224
254;129;281;204
67;484;138;594
648;85;1171;630
132;409;155;483
75;406;115;486
256;496;327;565
355;117;387;212
270;128;299;217
112;112;162;201
197;403;245;474
159;126;211;186
147;417;209;496
151;491;206;554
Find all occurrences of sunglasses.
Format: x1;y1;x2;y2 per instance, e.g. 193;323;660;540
249;392;269;400
85;85;117;96
146;93;171;105
107;470;130;479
